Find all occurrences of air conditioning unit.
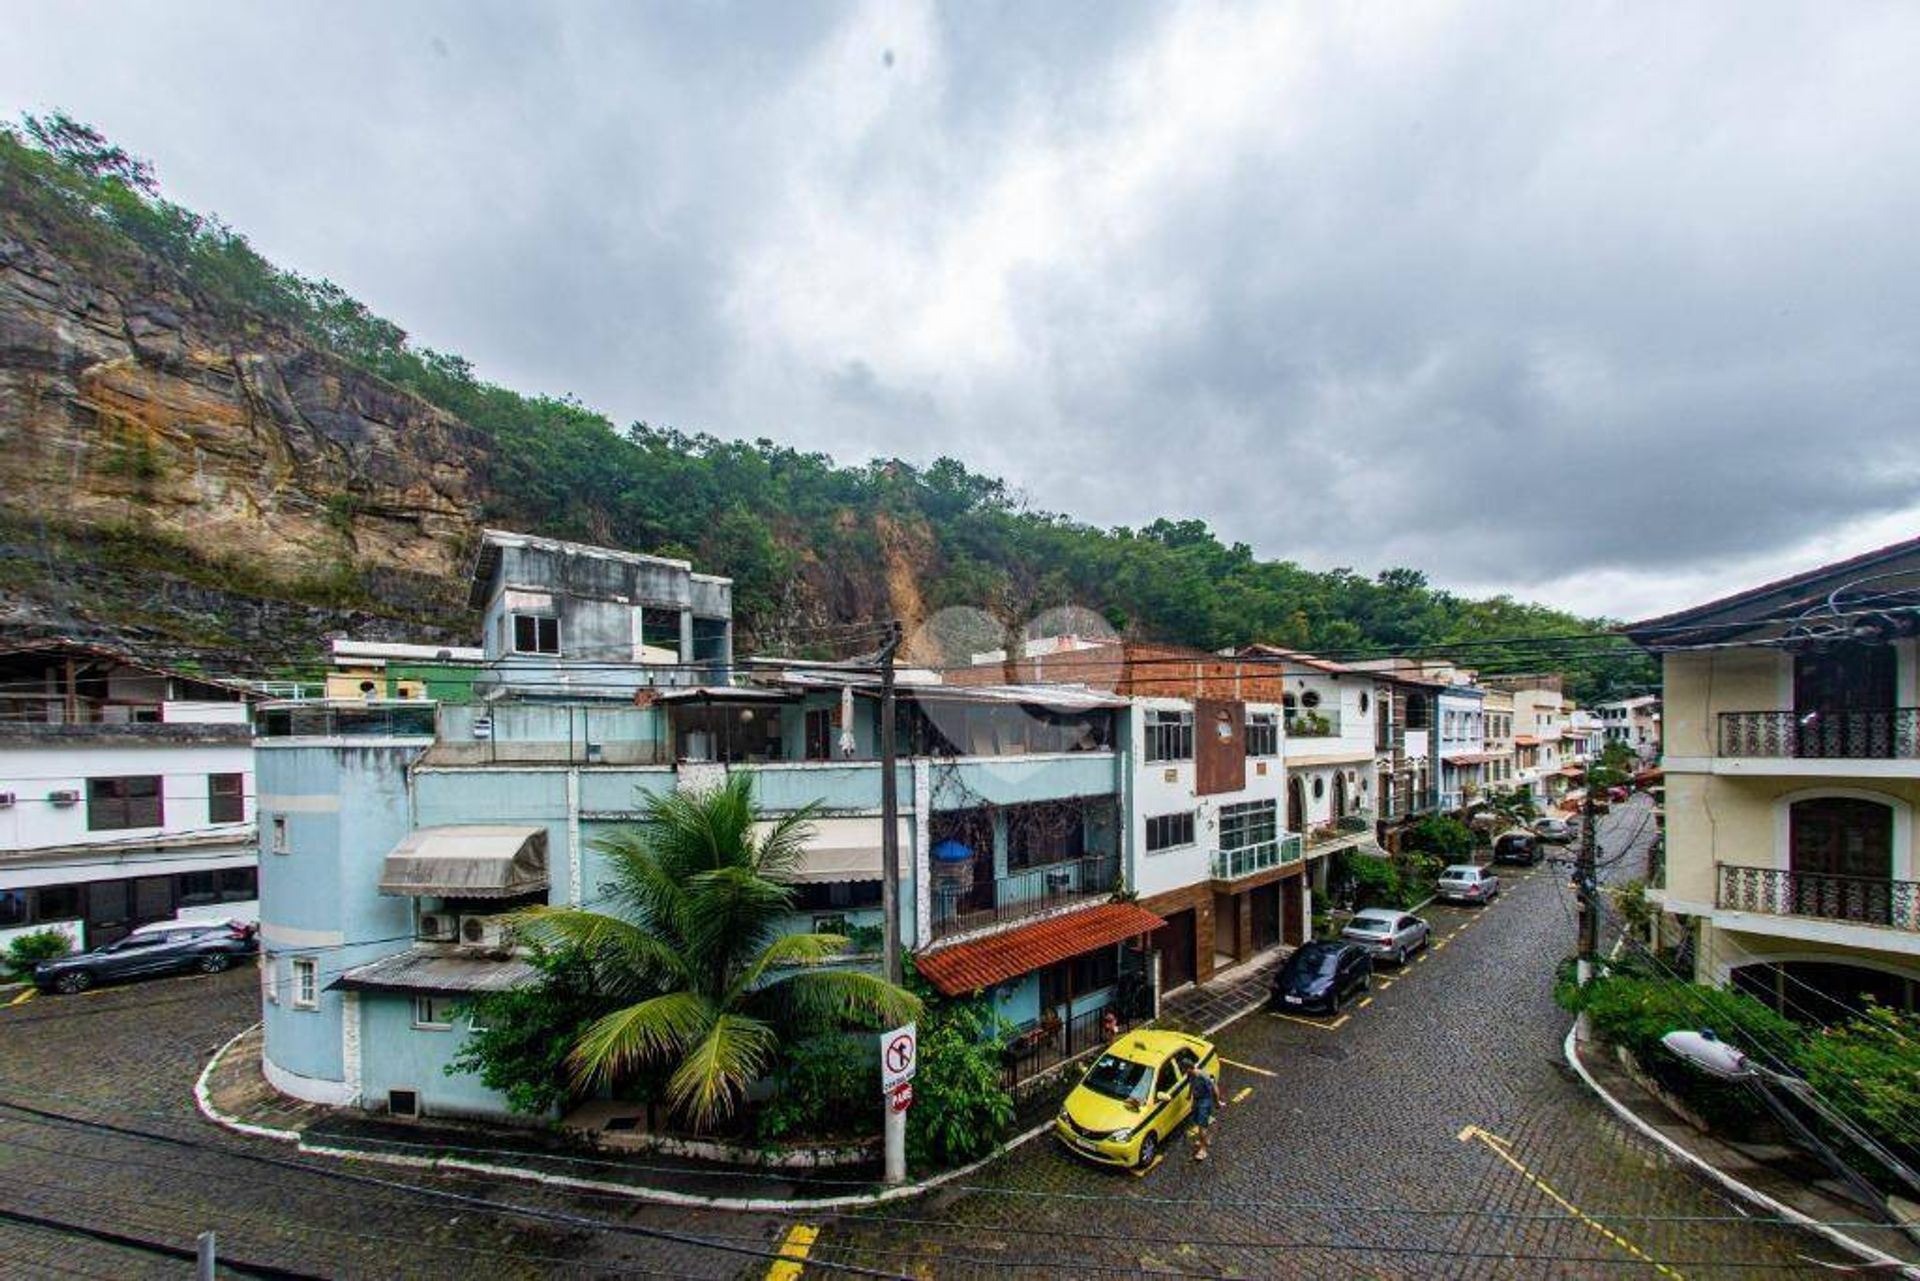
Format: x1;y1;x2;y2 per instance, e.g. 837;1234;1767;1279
471;716;493;739
460;915;512;950
48;789;80;807
0;791;14;808
416;911;459;942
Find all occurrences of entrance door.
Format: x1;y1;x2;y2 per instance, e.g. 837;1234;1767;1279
1794;644;1897;757
1281;878;1306;945
1155;909;1197;991
1288;777;1306;832
1332;771;1348;819
1789;797;1893;923
85;879;133;947
1250;884;1281;951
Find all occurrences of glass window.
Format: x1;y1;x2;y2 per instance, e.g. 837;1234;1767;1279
1219;800;1278;851
1145;812;1196;853
1144;709;1194;762
219;868;257;901
292;957;318;1009
1245;714;1278;757
0;889;25;928
178;871;221;907
208;773;245;824
511;613;560;655
34;885;80;922
87;775;164;831
413;996;454;1028
1081;1055;1152;1103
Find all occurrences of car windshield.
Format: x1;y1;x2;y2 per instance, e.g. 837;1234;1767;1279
1080;1054;1153;1102
1444;866;1476;879
1349;918;1393;933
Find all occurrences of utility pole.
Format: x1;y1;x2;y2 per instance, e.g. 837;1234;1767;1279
196;1231;217;1281
878;620;904;987
1576;782;1599;985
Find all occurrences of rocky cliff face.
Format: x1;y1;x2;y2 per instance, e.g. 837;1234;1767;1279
0;199;492;657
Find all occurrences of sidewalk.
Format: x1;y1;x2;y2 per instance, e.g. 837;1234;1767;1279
1567;1025;1920;1274
1156;946;1288;1034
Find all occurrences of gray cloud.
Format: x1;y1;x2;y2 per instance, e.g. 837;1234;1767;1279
6;0;1918;617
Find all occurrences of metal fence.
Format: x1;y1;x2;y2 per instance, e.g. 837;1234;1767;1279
930;853;1120;940
1716;863;1918;933
1001;992;1151;1090
1717;709;1920;760
255;702;439;738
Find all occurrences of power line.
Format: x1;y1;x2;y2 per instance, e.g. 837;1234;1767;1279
0;1203;325;1281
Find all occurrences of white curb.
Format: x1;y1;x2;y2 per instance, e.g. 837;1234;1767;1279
1561;1021;1919;1279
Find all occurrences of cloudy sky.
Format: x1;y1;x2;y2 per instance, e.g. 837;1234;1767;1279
7;1;1918;619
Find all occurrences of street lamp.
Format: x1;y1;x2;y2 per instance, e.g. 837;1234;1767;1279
1661;1029;1920;1234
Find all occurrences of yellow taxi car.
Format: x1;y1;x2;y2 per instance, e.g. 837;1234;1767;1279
1053;1028;1219;1169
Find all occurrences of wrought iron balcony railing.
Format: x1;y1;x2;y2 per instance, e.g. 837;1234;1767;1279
929;852;1120;940
1210;834;1305;881
1304;811;1376;847
1716;863;1919;933
1717;709;1920;760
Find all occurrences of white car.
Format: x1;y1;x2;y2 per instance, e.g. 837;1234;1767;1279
1436;864;1501;904
1340;908;1431;965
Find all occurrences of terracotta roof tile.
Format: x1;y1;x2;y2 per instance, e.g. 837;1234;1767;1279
915;901;1166;997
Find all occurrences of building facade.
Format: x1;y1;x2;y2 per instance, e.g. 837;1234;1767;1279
0;639;258;953
1626;536;1920;1018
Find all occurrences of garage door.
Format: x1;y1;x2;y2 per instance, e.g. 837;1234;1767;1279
1155;909;1196;991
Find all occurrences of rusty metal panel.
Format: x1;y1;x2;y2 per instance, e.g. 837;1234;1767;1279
1194;697;1247;796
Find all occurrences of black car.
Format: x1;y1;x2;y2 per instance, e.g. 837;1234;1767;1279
1270;941;1371;1015
1493;831;1540;865
34;920;258;995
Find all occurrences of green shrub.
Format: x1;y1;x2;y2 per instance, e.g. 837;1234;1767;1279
756;1034;880;1142
447;948;615;1117
1799;1004;1920;1166
903;979;1015;1171
1402;816;1475;862
1347;855;1405;910
5;929;72;977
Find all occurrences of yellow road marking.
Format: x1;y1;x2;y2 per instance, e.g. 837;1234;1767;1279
766;1224;818;1281
1231;1086;1253;1104
1266;1011;1350;1031
1433;939;1449;950
1376;978;1395;990
1413;955;1428;964
1357;996;1374;1008
8;988;36;1006
1456;1126;1683;1280
1219;1057;1277;1078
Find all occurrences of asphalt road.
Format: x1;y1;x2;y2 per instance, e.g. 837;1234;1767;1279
0;797;1860;1278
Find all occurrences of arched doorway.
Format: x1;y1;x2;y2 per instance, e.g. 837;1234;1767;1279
1331;771;1348;820
1788;796;1893;923
1287;776;1305;833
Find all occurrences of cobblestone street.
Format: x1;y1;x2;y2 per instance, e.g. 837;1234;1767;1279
0;798;1865;1278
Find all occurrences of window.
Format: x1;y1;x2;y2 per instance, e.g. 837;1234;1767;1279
639;607;681;652
87;775;163;831
805;707;835;761
291;958;318;1009
792;881;884;910
511;613;560;655
388;1089;419;1118
1145;709;1193;762
413;996;455;1029
1245;713;1278;757
178;871;222;907
1145;812;1196;853
1359;692;1371;716
271;815;289;854
812;913;849;935
219;867;257;901
208;773;245;824
0;890;23;928
262;952;278;1005
34;884;80;922
1219;799;1278;851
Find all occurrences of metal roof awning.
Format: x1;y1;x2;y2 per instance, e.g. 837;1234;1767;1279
915;901;1166;996
331;947;539;995
752;817;911;882
378;825;549;898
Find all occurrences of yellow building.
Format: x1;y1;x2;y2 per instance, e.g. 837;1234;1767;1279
1626;536;1920;1018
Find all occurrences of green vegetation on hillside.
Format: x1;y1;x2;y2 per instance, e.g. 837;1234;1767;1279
1;115;1652;700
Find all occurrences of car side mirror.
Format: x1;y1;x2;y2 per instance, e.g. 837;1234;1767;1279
1155;1091;1171;1104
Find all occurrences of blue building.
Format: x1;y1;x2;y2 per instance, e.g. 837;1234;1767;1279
254;532;1186;1122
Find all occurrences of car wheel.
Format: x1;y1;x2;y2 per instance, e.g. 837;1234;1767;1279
199;953;231;974
1136;1131;1158;1169
55;970;93;995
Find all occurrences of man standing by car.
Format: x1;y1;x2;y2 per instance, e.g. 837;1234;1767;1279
1185;1057;1219;1161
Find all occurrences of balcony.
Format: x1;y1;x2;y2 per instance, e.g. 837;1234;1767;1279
1286;709;1341;739
930;853;1120;941
1210;834;1305;882
256;701;439;739
1305;811;1376;849
1717;709;1920;760
1716;863;1918;934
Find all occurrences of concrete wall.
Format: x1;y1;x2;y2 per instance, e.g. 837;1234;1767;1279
357;991;516;1120
0;739;253;851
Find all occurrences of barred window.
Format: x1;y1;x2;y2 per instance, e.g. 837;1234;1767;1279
1145;812;1196;853
1246;713;1279;757
1144;709;1193;762
1219;799;1278;851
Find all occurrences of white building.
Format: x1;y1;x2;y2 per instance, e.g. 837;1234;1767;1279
0;639;258;952
1598;695;1662;760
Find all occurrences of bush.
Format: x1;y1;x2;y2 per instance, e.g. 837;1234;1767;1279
756;1034;880;1142
1799;1004;1920;1168
5;929;71;977
1401;816;1475;862
904;980;1015;1171
447;949;615;1117
1347;855;1405;910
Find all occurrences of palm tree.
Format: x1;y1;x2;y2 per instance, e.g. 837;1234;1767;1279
513;773;919;1129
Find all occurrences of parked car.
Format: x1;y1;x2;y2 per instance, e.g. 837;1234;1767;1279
1340;908;1430;964
1531;817;1574;845
1436;864;1501;904
33;919;258;995
1493;831;1541;865
1055;1029;1219;1169
1270;940;1372;1015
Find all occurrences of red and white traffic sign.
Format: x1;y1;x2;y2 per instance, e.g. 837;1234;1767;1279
888;1082;914;1113
881;1022;917;1090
